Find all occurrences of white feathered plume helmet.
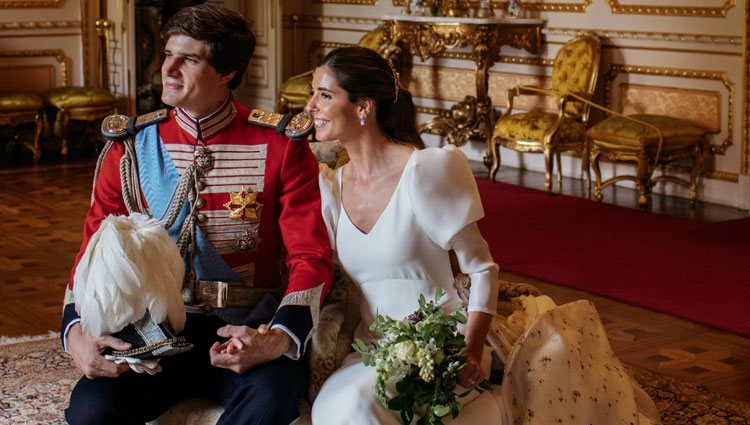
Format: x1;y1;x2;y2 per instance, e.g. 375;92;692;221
73;213;191;359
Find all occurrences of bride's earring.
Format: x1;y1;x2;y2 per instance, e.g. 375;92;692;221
359;115;366;126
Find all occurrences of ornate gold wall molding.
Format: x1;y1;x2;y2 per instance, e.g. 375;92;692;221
605;64;733;155
547;27;740;45
392;1;592;13
0;20;80;29
665;165;738;182
315;0;377;3
0;0;67;7
289;14;381;26
744;0;749;174
0;49;70;85
605;0;735;17
306;41;357;68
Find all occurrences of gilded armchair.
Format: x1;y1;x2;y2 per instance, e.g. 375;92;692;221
277;26;386;114
489;33;602;192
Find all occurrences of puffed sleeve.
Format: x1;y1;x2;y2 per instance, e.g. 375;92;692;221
408;145;484;250
318;163;341;252
408;145;499;314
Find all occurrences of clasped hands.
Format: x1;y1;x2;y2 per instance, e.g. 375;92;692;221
209;324;291;374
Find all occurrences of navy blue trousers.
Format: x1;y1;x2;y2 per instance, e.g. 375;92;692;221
65;314;308;425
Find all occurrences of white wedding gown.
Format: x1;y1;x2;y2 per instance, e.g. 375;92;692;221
312;145;661;425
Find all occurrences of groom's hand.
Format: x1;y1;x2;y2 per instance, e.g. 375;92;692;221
209;325;292;373
67;323;131;379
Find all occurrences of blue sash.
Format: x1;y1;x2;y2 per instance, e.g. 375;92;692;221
135;124;240;282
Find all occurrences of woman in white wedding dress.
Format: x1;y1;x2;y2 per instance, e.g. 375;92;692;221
306;46;661;425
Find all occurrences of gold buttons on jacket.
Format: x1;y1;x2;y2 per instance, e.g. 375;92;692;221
196;213;208;223
195;197;206;208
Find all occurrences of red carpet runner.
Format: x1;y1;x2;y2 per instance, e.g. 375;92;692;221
475;178;750;337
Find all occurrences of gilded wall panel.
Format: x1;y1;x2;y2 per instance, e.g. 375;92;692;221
405;66;475;102
605;65;733;154
406;65;555;111
0;49;70;87
619;84;722;133
0;64;55;93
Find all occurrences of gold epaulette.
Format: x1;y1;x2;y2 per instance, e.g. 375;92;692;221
247;109;313;141
101;108;169;141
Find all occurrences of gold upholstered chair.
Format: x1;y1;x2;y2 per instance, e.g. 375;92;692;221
587;114;707;209
277;26;385;114
0;93;44;161
41;86;114;158
489;33;602;192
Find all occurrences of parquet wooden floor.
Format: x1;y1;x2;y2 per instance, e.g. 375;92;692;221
1;159;748;405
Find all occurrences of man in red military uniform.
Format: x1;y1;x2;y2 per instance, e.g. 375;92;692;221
62;4;333;424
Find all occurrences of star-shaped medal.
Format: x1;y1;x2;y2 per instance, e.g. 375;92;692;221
223;187;263;220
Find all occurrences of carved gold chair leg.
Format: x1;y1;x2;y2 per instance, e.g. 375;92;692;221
543;146;553;193
489;138;501;182
28;112;44;162
54;109;71;158
0;93;45;162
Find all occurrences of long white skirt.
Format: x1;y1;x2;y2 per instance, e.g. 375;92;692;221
311;297;661;425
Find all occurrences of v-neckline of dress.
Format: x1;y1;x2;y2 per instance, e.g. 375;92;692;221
339;150;416;236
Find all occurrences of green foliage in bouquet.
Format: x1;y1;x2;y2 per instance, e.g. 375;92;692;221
353;289;476;425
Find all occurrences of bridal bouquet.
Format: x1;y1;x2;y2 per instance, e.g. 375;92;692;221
353;289;481;425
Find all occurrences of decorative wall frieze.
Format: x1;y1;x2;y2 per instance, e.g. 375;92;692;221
285;14;381;26
0;49;70;85
315;0;377;4
520;0;593;13
0;20;80;30
605;0;735;17
666;165;738;182
546;27;740;46
392;0;591;13
605;64;733;155
0;0;67;7
306;41;356;68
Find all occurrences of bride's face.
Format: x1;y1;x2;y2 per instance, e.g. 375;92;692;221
306;65;361;142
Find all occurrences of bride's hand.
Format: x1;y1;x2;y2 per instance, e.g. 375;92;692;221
458;345;485;388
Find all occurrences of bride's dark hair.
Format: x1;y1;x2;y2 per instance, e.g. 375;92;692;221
318;46;425;149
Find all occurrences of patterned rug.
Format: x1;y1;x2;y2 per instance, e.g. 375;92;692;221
2;336;748;425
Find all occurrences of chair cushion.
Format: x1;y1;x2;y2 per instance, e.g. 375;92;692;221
588;114;705;153
0;93;43;113
493;110;587;146
42;86;114;109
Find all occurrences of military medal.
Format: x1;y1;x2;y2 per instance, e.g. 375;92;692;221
236;229;262;254
193;145;214;175
223;187;263;220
